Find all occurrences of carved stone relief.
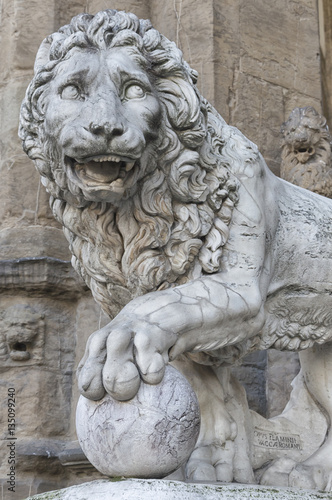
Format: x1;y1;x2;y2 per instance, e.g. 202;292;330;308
281;106;332;196
0;304;45;363
0;257;102;497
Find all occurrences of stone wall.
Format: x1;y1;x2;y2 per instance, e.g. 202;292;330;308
151;0;322;175
0;1;324;498
319;0;332;128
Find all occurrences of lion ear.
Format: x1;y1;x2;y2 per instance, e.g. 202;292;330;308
34;37;52;73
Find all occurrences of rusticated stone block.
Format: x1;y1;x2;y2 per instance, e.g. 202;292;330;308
230;72;285;175
150;0;215;104
240;0;320;98
0;227;71;260
0;78;57;227
87;0;150;19
0;0;56;74
283;89;322;118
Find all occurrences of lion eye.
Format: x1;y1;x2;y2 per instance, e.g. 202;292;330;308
61;84;81;100
124;84;145;100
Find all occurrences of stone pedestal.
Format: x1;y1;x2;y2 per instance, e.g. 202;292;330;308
24;479;332;500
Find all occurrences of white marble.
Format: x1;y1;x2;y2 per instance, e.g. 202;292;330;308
24;479;332;500
76;365;200;478
19;9;332;491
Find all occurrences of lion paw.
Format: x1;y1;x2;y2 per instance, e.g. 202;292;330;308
260;455;332;492
77;305;179;401
289;462;332;492
260;458;297;488
288;439;332;491
186;442;235;482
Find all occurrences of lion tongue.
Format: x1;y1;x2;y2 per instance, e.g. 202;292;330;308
77;161;122;183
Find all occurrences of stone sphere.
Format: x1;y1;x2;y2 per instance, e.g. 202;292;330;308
76;365;200;478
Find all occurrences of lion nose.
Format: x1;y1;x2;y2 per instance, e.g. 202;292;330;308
89;119;124;137
88;93;124;137
293;127;307;143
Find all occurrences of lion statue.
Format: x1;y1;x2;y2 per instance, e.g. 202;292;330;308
19;10;332;491
281;106;332;197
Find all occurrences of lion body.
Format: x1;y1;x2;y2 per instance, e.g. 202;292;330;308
19;10;332;489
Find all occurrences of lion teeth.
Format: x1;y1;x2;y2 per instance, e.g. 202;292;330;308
93;155;121;163
72;155;136;186
125;161;135;171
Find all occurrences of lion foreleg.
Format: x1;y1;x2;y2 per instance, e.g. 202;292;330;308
176;359;255;484
172;357;239;482
78;276;265;402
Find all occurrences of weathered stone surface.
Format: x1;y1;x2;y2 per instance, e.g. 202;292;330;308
76;366;200;478
280;106;332;196
231;351;267;416
230;72;286;175
266;351;300;418
88;0;150;19
240;0;320;97
24;479;332;500
18;9;332;492
0;1;55;78
0;0;329;498
0;227;71;260
320;0;332;128
0;258;86;298
150;0;216;104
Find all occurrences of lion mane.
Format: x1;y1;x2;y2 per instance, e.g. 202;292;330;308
19;10;261;321
280;106;332;197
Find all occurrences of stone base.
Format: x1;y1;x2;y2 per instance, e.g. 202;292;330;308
25;479;332;499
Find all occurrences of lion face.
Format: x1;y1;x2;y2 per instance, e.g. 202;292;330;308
42;46;162;204
281;107;330;165
280;106;332;196
282;119;318;164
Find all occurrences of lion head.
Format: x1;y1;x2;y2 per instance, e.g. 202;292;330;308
19;10;256;318
280;106;332;196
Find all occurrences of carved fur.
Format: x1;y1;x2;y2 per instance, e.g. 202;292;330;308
19;10;332;489
18;10;245;318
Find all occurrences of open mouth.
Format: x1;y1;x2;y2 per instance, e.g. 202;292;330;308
68;154;136;185
295;146;314;155
293;145;315;163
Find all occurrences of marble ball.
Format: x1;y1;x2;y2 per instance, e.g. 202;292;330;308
76;365;200;478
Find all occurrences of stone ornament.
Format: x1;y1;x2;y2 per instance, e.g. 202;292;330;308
76;365;200;478
19;9;332;491
281;106;332;196
0;304;45;363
